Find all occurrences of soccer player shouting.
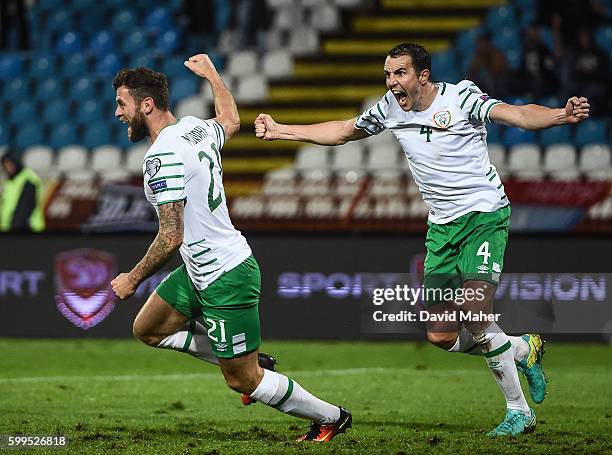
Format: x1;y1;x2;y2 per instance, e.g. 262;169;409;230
254;43;590;436
110;55;351;442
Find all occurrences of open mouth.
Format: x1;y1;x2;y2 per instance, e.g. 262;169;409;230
392;90;408;107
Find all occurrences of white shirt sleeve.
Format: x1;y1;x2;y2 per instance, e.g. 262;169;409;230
354;93;390;135
144;151;186;206
456;80;503;123
203;119;226;151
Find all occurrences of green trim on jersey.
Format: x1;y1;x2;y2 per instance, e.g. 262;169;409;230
369;108;382;123
439;82;446;95
188;238;206;247
484;101;503;121
376;102;386;119
193;248;211;258
148;152;175;158
161;163;182;167
468;99;479;119
197;258;218;268
150;174;184;183
195;267;223;277
460;92;475;109
211;122;221;146
153;186;184;194
477;99;487;118
156;197;186;206
458;83;476;95
213;119;226;144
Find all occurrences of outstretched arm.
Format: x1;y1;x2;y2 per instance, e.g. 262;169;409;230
184;54;240;139
111;201;184;299
490;96;590;130
254;114;369;146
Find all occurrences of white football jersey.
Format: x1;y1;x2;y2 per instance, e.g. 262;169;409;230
143;116;251;290
356;80;508;224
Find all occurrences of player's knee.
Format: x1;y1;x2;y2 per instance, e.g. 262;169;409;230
427;331;457;350
132;321;162;347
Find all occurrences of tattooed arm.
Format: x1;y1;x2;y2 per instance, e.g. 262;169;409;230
111;201;184;299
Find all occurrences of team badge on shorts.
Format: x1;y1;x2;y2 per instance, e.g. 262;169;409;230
145;158;161;178
54;249;117;329
433;110;452;128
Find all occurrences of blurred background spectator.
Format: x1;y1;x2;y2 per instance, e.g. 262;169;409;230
508;24;559;99
537;0;610;58
0;153;45;232
467;33;510;99
0;0;30;50
562;29;610;117
182;0;216;53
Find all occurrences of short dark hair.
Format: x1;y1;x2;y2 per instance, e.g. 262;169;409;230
112;67;170;111
388;43;431;77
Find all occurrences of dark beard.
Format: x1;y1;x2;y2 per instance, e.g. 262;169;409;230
128;112;148;142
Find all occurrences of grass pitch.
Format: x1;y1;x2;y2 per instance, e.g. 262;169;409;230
1;339;610;454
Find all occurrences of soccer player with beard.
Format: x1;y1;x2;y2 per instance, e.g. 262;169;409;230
254;43;591;436
110;54;352;442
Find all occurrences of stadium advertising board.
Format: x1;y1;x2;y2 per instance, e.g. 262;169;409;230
0;235;610;340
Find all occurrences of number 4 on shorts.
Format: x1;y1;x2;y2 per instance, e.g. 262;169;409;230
477;241;491;265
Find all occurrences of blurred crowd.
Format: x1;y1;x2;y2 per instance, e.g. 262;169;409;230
467;0;611;116
2;0;610;117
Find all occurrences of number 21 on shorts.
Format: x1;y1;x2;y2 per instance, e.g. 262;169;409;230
205;318;226;343
477;241;491;265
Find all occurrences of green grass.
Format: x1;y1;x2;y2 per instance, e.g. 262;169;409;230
1;339;611;454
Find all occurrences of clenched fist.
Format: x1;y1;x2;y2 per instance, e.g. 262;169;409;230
564;96;590;123
254;113;279;141
184;54;219;80
111;273;137;300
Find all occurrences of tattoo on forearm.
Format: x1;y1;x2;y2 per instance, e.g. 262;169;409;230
130;201;184;285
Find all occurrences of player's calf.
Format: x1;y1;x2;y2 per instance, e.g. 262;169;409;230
219;350;264;395
241;353;278;406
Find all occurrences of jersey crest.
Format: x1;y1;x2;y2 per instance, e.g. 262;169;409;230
433;110;452;128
